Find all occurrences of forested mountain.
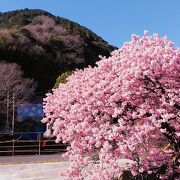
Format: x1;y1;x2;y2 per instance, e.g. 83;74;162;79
0;9;116;93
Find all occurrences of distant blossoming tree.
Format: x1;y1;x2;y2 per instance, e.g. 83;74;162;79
24;15;83;45
43;32;180;180
0;62;36;115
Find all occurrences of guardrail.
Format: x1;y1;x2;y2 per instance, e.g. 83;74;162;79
0;132;67;156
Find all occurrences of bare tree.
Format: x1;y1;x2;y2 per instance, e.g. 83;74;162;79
0;62;36;116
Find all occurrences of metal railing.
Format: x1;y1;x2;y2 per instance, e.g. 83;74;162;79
0;132;67;156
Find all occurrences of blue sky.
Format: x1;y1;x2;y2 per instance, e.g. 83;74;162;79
0;0;179;47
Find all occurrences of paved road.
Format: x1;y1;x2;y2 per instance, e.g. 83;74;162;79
0;155;69;180
0;155;133;180
0;161;69;180
0;154;66;164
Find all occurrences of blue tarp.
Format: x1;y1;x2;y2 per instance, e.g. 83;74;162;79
17;104;44;120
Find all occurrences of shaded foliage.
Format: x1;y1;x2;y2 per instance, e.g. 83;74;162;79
54;71;74;89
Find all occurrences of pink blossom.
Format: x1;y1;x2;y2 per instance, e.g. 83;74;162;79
43;32;180;179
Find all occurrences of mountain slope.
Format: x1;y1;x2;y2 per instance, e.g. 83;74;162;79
0;9;116;93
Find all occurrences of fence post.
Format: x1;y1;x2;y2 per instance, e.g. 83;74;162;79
38;133;41;155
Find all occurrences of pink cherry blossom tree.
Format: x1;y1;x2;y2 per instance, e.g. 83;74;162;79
43;32;180;180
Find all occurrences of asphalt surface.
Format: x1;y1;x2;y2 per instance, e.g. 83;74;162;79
0;161;69;180
0;155;133;180
0;154;67;164
0;155;69;180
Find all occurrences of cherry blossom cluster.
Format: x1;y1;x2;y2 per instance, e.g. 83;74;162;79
43;32;180;180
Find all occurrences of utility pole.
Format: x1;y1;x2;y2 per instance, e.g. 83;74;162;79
6;91;10;132
12;93;15;134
